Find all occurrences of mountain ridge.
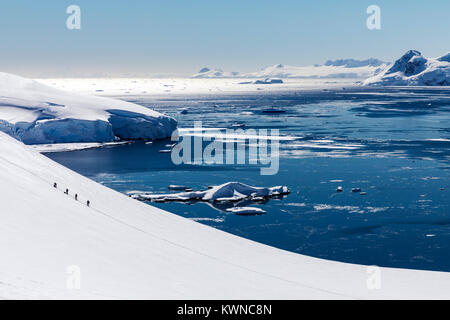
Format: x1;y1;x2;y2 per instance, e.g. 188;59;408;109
363;50;450;86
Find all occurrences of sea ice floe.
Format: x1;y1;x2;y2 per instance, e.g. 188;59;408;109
30;141;132;153
313;204;388;214
226;207;267;215
168;185;191;191
190;217;225;223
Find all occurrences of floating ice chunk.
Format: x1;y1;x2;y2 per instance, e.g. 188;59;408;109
226;207;267;215
168;185;191;191
216;196;246;202
250;196;266;202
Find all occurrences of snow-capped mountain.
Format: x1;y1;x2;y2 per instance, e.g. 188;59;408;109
363;50;450;86
191;67;241;78
0;72;177;144
192;59;388;79
324;58;386;68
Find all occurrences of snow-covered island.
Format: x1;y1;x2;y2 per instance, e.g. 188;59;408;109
364;50;450;86
1;131;450;299
0;72;177;144
192;59;388;80
192;52;450;87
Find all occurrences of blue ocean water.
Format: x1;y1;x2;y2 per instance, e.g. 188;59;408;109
46;87;450;271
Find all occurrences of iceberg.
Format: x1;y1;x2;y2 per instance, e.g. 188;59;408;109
0;72;177;144
363;50;450;86
131;182;290;202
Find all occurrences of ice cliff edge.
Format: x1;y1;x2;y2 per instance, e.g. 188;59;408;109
0;72;177;144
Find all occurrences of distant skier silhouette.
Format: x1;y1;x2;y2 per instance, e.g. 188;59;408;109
75;194;78;201
53;182;57;188
65;188;69;195
86;200;90;207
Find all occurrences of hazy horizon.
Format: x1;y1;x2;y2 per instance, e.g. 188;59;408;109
1;0;449;78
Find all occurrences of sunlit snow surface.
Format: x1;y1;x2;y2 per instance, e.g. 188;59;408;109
3;131;450;299
44;80;450;271
0;73;177;144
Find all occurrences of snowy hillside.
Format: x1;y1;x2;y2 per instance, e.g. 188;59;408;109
363;50;450;86
0;131;449;299
0;72;177;144
192;59;388;79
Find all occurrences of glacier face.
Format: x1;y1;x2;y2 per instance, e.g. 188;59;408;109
363;50;450;86
0;72;177;144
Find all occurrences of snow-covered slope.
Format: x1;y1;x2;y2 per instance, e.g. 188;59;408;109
363;50;450;86
192;59;388;79
0;72;177;144
1;131;449;299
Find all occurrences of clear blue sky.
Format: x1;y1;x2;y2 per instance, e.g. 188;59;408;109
0;0;448;77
